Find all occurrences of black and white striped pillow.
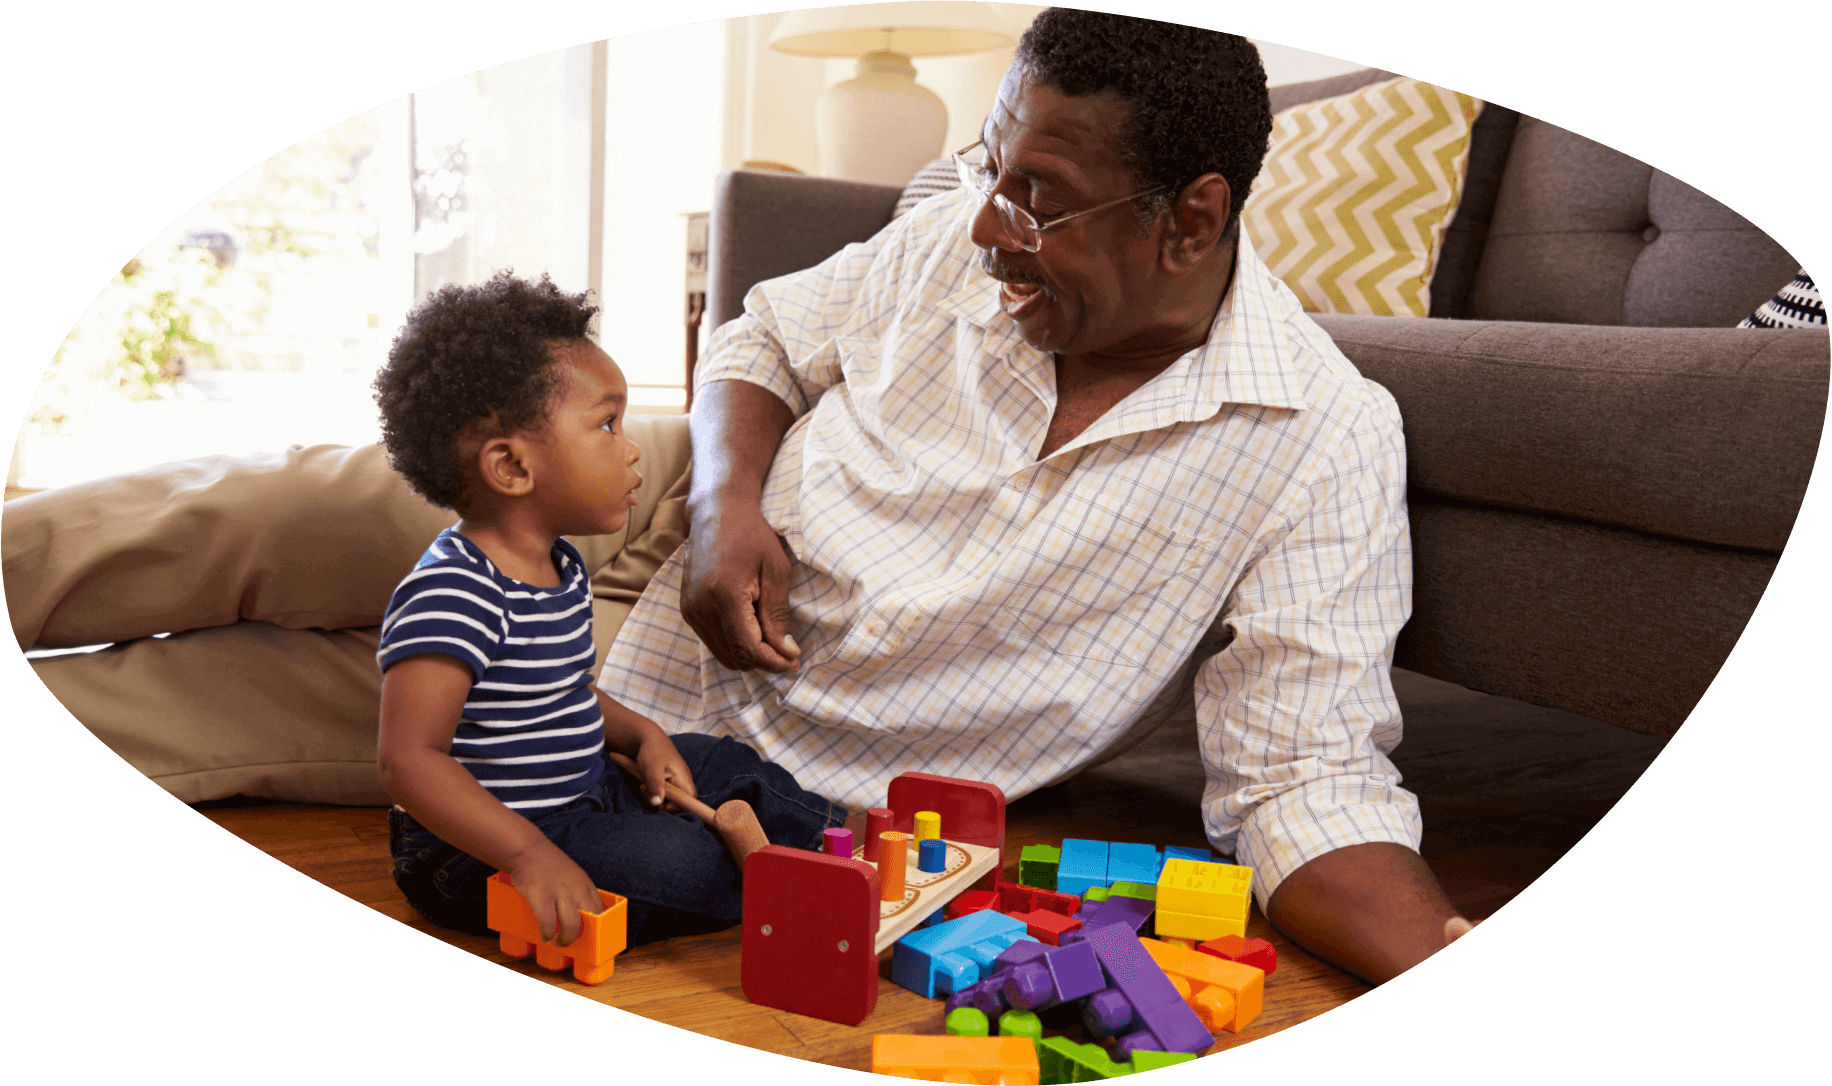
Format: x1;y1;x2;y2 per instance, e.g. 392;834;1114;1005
893;157;964;219
1739;269;1825;328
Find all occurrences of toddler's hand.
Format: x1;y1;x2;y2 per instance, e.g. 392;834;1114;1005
506;845;603;947
635;734;696;809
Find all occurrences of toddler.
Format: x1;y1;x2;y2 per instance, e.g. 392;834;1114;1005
372;271;844;948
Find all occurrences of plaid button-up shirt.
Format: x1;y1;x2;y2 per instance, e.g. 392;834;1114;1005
602;186;1420;906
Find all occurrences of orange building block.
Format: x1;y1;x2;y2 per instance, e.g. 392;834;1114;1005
871;1035;1041;1085
486;871;628;985
1140;936;1264;1034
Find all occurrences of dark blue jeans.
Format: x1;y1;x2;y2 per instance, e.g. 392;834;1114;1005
389;733;846;946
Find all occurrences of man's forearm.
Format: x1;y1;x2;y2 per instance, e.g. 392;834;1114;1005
1264;841;1463;985
687;379;797;516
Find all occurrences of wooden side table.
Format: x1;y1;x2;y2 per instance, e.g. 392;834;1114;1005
683;210;708;411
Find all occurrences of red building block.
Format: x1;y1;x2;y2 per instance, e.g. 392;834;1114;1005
1198;934;1277;976
995;881;1080;917
1009;909;1082;946
741;845;882;1025
945;888;1000;921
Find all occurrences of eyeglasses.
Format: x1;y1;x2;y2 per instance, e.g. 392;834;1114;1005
952;140;1170;253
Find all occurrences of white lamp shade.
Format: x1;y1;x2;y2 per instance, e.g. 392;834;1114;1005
769;3;1015;58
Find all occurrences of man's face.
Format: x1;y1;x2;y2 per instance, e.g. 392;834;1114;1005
971;68;1169;360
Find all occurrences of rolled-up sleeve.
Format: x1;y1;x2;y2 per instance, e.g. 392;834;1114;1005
1194;383;1420;911
694;190;962;417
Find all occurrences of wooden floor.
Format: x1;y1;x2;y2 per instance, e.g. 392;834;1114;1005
197;668;1666;1071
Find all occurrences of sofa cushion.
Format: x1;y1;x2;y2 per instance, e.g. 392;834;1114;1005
1465;118;1800;327
1241;76;1482;317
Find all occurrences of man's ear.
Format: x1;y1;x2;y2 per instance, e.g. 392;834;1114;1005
477;433;536;498
1160;173;1231;273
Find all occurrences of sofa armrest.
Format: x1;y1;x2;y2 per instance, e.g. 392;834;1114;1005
1317;314;1828;735
707;169;902;330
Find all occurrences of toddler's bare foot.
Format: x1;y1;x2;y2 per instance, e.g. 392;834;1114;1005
714;799;771;869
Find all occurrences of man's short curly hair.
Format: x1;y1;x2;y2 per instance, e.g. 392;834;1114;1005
372;270;597;510
1015;9;1272;231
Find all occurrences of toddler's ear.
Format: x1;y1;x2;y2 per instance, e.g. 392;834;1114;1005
478;435;536;498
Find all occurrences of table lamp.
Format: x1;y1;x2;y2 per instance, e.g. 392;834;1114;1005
769;3;1015;186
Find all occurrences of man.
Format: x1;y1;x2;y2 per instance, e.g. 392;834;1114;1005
605;9;1467;984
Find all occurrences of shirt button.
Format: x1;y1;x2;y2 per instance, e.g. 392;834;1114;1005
868;621;887;637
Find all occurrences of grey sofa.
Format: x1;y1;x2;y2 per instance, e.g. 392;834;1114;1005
705;69;1828;740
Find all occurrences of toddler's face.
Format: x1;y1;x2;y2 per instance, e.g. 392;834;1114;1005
529;341;644;537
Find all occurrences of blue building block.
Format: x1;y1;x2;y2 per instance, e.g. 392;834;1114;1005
892;910;1036;998
1162;846;1215;865
1056;839;1110;898
1106;842;1162;885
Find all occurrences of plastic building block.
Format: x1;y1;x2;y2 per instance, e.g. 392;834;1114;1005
1160;846;1214;864
892;909;1036;998
1011;908;1082;946
1141;937;1264;1034
920;838;948;872
999;1009;1043;1045
1056;839;1110;898
1110;882;1156;902
914;811;942;841
1036;1036;1133;1083
1081;886;1111;904
1065;893;1154;945
1198;934;1277;976
946;888;1000;921
1080;923;1215;1056
996;881;1081;917
948;1006;992;1037
873;1035;1040;1085
1129;1052;1198;1073
485;872;627;985
1001;937;1106;1012
741;845;882;1026
1154;859;1251;942
946;941;1052;1018
1019;844;1061;891
822;827;853;856
1106;842;1162;885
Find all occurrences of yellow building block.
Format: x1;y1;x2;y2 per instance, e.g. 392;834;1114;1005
1154;906;1246;942
872;1035;1041;1085
1155;859;1252;920
1140;937;1265;1034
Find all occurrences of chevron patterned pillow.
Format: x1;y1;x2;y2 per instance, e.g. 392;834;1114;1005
1242;76;1483;317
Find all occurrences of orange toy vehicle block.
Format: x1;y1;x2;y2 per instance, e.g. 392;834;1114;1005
872;1035;1041;1084
1140;936;1264;1034
486;871;628;985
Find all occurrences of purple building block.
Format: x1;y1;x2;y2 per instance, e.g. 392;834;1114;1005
1079;922;1214;1055
1064;893;1155;944
1002;937;1105;1012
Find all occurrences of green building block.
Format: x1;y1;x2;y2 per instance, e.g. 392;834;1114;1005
1019;844;1061;891
1129;1052;1198;1074
945;1006;990;1037
998;1009;1043;1047
1110;881;1157;902
1038;1037;1133;1084
1082;885;1112;903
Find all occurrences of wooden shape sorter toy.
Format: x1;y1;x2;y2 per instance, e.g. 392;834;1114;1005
741;772;1008;1025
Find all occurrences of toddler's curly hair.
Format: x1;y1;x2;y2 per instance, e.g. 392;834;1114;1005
373;271;598;510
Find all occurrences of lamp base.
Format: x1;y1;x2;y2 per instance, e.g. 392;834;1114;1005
815;50;949;187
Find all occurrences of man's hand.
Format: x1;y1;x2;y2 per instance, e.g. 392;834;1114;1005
504;841;603;947
679;501;802;672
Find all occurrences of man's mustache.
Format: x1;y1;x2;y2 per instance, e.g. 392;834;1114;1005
978;250;1046;290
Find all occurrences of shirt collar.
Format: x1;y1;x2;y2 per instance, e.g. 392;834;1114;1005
940;234;1312;430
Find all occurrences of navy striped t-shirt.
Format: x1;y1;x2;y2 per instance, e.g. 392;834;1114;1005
377;528;604;811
